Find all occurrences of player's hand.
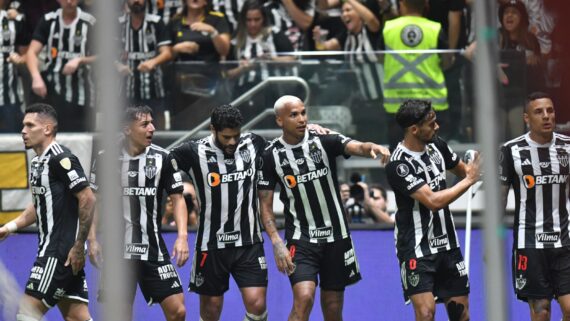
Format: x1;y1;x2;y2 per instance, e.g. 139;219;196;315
465;152;482;184
370;144;390;164
0;226;10;241
137;59;156;73
7;9;18;20
272;240;295;275
65;243;86;275
307;123;330;135
171;236;189;267
7;53;24;64
115;62;133;77
31;75;47;98
62;57;81;75
87;238;103;269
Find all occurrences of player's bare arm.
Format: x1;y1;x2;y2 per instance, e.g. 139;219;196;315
345;140;390;164
411;154;481;212
66;187;95;275
87;207;102;268
0;203;37;240
170;193;189;267
258;189;295;275
501;185;510;210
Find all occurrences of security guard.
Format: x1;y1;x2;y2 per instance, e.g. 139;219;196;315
381;0;450;149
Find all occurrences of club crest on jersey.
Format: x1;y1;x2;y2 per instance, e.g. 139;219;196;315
396;164;409;177
73;29;83;46
429;153;441;165
309;142;322;163
558;154;569;167
239;150;251;163
60;157;71;170
145;157;157;179
195;273;204;287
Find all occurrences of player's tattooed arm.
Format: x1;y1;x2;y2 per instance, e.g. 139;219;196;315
66;187;96;275
258;189;295;275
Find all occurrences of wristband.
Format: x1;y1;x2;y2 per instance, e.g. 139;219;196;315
5;221;17;233
210;30;219;39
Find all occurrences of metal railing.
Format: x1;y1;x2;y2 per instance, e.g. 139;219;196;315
167;76;310;149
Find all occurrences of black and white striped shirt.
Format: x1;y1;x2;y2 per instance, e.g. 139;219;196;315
146;0;182;25
90;144;183;261
386;137;461;260
265;0;315;51
30;142;90;259
171;133;266;251
0;11;27;106
500;132;570;249
258;131;351;243
337;26;383;101
119;13;170;101
32;8;96;107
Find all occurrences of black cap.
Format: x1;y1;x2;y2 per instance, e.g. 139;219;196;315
499;0;529;28
395;100;433;129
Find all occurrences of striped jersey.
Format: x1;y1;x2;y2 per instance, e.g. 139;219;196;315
337;26;383;101
119;13;170;101
29;142;90;259
258;131;352;243
32;8;95;107
90;144;183;261
146;0;182;25
386;137;461;260
0;11;27;106
170;133;266;251
499;132;570;249
265;0;315;51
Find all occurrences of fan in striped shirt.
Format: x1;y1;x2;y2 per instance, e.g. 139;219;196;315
385;99;480;321
26;0;96;132
499;92;570;319
258;95;390;321
0;103;96;321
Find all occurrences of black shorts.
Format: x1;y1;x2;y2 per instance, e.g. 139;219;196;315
398;248;470;303
98;260;183;305
189;243;268;296
287;236;362;291
24;256;89;308
512;247;570;301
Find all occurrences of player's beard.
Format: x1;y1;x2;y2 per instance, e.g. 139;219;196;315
130;3;145;14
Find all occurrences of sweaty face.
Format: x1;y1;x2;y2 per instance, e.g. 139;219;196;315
128;0;146;13
502;7;521;32
246;9;264;37
21;113;50;150
214;127;241;156
126;113;155;151
524;98;555;138
414;111;439;143
277;100;308;141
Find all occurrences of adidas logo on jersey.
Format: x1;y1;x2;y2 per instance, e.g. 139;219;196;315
171;280;180;288
522;159;532;166
349;270;355;278
26;283;34;290
280;158;290;167
208;156;217;163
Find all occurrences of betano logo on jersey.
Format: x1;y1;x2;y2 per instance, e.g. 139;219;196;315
207;167;255;187
283;167;329;189
523;174;568;189
123;187;157;196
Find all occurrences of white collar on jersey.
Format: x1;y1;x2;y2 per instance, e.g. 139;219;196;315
525;132;555;148
396;142;425;158
278;129;309;148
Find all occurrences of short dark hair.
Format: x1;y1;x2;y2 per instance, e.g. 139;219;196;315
395;100;433;129
211;104;243;131
525;91;553;112
25;103;58;133
402;0;426;13
123;105;153;127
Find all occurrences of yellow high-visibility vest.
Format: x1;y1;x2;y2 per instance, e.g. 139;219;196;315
383;16;448;113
